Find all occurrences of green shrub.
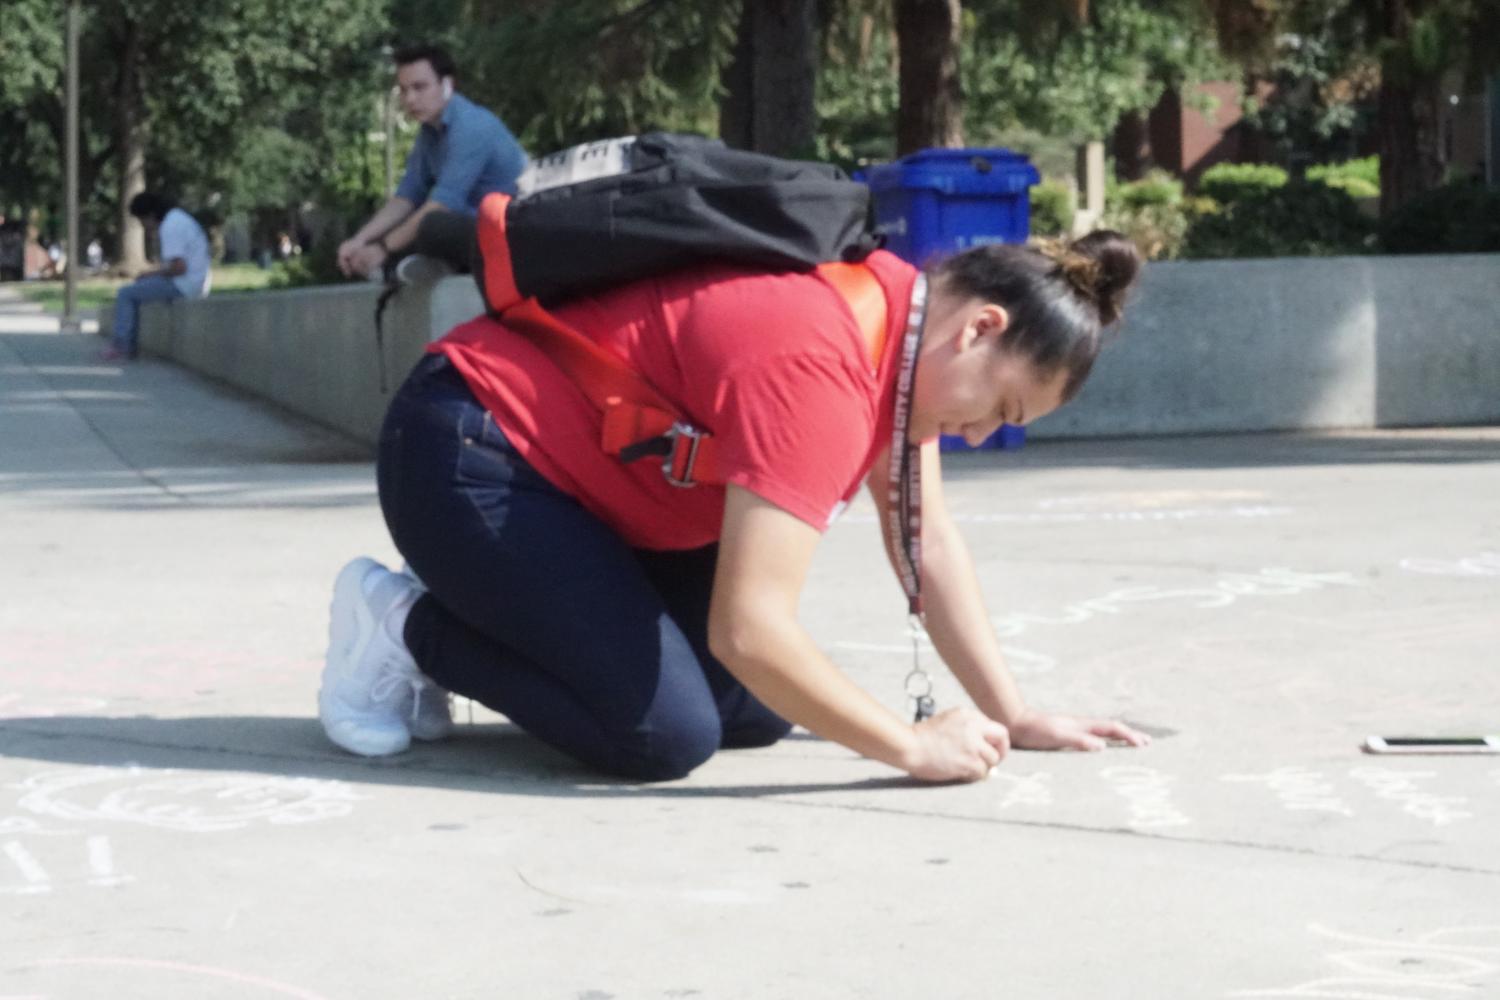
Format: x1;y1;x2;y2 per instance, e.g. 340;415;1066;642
1181;181;1373;259
1102;204;1190;262
1097;172;1193;258
266;239;347;289
1107;201;1193;260
1379;180;1500;254
1308;155;1378;189
1317;175;1380;199
1197;162;1288;204
1028;178;1075;237
1111;170;1183;210
1308;156;1380;201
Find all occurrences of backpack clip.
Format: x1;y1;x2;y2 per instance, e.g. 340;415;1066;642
662;422;708;488
614;420;710;488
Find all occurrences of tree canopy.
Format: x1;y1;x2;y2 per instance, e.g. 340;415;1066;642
1;0;389;264
2;0;1491;267
1198;0;1500;209
966;0;1230;143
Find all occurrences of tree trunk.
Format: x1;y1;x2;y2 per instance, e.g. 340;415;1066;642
717;0;817;157
114;20;146;272
1375;0;1446;215
718;2;755;150
1112;109;1150;181
895;0;963;155
1376;74;1447;215
753;0;817;158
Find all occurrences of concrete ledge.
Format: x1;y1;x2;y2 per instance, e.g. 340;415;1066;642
1032;253;1500;439
134;255;1499;446
138;276;484;445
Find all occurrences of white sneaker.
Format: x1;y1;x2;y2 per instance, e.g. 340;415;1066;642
396;560;452;743
394;254;455;286
410;682;454;742
318;556;425;756
398;560;427;591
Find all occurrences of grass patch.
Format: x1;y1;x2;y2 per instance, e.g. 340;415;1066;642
8;263;277;313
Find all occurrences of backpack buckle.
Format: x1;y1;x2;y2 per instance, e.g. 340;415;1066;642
663;422;706;488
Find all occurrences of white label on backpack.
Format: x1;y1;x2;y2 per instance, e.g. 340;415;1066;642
517;136;637;197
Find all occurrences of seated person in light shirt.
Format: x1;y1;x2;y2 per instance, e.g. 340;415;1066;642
100;192;211;362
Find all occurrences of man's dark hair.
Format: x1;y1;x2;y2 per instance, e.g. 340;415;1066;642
393;44;456;81
128;192;175;222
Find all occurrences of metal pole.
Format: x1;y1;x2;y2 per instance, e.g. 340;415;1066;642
380;44;395;199
63;0;80;329
1488;73;1498;188
384;87;396;198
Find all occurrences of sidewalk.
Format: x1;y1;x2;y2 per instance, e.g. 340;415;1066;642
3;292;1498;999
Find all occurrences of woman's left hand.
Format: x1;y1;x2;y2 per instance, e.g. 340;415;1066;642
1007;709;1151;751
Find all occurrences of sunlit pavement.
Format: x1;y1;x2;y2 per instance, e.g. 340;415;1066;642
3;287;1498;999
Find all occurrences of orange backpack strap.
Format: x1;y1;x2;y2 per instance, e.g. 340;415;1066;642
815;261;889;369
503;298;672;413
500;298;723;488
476;193;522;313
498;262;886;489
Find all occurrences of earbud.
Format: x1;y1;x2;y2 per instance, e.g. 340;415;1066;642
441;79;453;100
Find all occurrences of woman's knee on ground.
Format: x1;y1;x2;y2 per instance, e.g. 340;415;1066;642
605;712;722;782
722;711;793;749
716;688;793;749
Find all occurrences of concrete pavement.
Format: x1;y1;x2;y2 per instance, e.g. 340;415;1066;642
3;288;1498;999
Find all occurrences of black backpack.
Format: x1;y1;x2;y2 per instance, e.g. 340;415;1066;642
463;133;890;492
474;132;878;314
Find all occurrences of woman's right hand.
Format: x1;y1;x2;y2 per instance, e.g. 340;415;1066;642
903;707;1011;782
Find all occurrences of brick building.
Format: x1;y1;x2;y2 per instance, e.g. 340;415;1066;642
1115;75;1499;189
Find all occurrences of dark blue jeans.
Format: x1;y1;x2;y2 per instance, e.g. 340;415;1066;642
111;274;182;355
377;355;791;780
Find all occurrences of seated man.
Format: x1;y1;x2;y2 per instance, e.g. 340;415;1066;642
101;192;211;362
337;44;527;282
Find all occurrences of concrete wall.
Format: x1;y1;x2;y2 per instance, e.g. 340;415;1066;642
135;256;1499;447
1029;253;1500;439
138;276;484;444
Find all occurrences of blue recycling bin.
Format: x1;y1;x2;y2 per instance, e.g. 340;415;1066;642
863;148;1041;452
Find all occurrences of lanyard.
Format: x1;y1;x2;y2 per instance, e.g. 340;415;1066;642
884;274;935;720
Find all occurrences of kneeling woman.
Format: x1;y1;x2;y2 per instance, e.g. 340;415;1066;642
319;232;1150;782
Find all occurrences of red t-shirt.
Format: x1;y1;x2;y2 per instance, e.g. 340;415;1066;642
433;249;918;550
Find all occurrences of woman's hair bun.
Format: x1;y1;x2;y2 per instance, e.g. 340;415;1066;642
934;231;1144;395
1067;230;1141;326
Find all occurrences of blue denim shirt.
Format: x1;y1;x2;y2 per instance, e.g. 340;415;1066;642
395;93;527;215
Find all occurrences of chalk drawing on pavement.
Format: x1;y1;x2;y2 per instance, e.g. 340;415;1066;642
832;636;1057;676
1;834;133;895
1399;552;1500;578
1102;765;1193;829
0;816;76;837
1220;767;1356;818
846;505;1294;526
992;568;1363;638
0;693;110;718
1036;489;1272;509
12;767;364;833
1229;922;1500;999
991;771;1054;809
832;568;1362;672
19;957;335;1000
841;490;1292;527
1348;767;1473;827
